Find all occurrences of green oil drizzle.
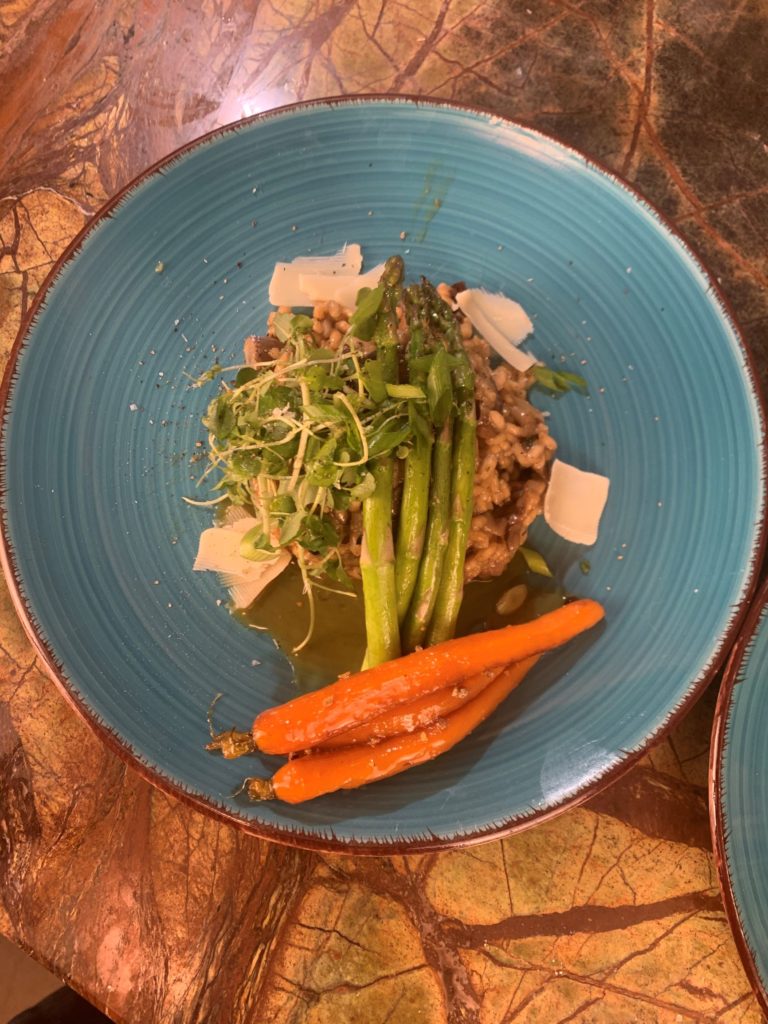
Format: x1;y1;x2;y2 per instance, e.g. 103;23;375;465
240;553;567;692
238;564;366;692
455;554;567;636
411;163;454;243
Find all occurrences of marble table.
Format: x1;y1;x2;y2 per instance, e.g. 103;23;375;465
1;1;767;1021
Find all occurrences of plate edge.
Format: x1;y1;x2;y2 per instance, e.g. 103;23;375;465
710;576;768;1017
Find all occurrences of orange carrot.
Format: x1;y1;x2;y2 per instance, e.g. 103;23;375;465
246;657;539;803
318;667;503;749
252;599;604;754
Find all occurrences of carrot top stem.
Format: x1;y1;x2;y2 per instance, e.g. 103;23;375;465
206;730;254;758
245;777;276;801
206;692;255;758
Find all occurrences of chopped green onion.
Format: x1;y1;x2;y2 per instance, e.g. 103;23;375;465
270;494;296;515
306;347;337;362
361;360;388;403
279;511;305;545
385;383;425;400
350;472;376;499
235;366;259;387
291;313;314;334
533;365;588;394
203;395;235;440
348;284;384;340
272;312;293;343
495;584;528;616
298;514;339;555
519;546;553;577
239;527;276;561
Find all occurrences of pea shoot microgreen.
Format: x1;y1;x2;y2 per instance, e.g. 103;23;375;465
190;308;443;649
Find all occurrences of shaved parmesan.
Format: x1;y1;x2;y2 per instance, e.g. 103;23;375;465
456;289;536;372
332;264;386;309
269;244;363;307
289;244;362;275
219;559;291;610
220;504;251;527
544;459;610;546
299;263;386;310
457;289;533;344
194;517;290;608
296;273;345;302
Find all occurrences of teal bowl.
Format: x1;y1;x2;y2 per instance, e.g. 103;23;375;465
1;98;764;852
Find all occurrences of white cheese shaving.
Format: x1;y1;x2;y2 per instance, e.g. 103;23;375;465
268;244;363;307
543;459;610;546
457;289;533;344
220;504;251;527
299;262;386;311
194;516;290;608
219;563;289;611
455;289;536;372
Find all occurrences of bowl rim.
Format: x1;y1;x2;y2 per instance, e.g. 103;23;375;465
710;575;768;1017
2;93;766;854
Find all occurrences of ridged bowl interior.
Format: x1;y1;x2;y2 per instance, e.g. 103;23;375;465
1;98;763;850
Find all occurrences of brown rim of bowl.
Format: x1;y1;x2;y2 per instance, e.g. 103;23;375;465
710;576;768;1018
1;94;766;855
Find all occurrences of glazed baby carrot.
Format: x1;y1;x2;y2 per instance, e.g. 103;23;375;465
245;657;539;803
318;667;503;749
252;599;604;754
206;668;498;758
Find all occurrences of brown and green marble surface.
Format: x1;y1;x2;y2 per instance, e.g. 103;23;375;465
1;1;767;1021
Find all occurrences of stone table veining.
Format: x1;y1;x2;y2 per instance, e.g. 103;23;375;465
1;1;767;1021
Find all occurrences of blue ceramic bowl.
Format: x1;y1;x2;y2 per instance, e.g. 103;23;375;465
2;98;764;851
712;579;768;1015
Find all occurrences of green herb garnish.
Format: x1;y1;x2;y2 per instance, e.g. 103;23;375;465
533;365;588;395
385;383;426;401
519;546;554;578
239;527;275;561
348;284;384;340
192;267;427;653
